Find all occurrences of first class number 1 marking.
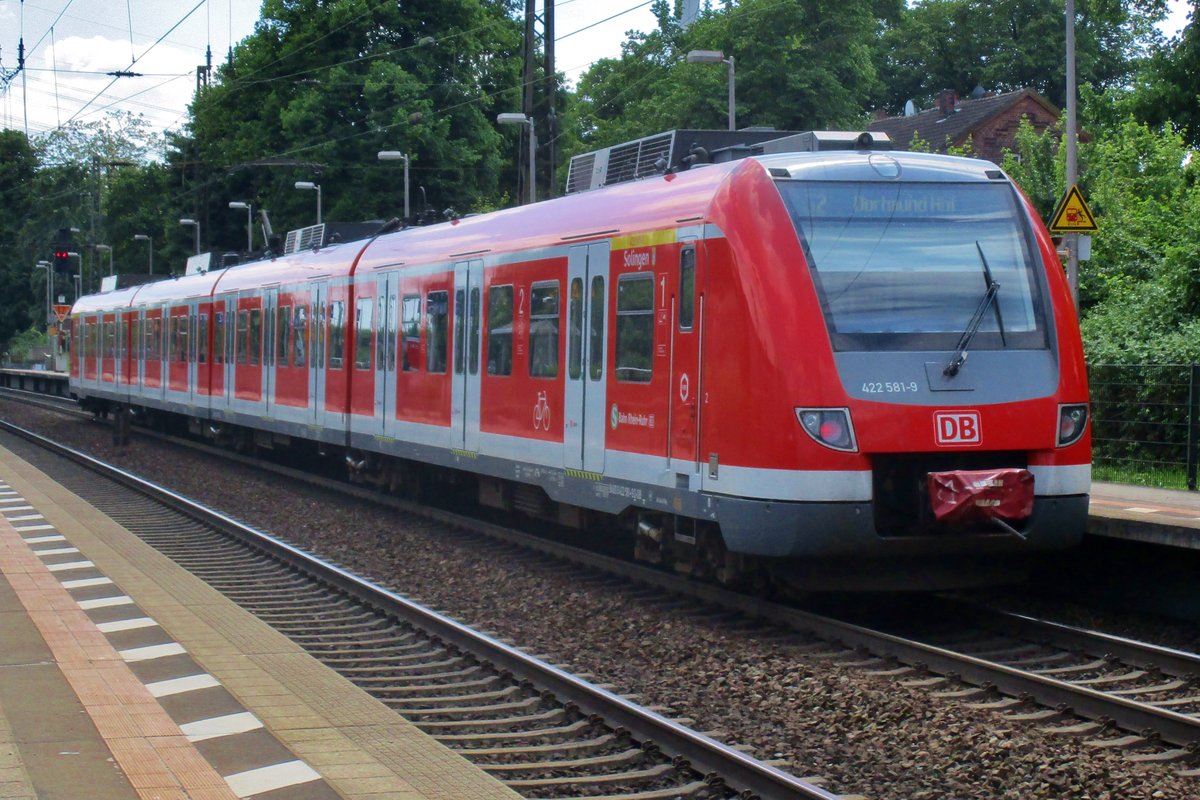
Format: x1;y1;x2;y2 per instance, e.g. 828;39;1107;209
862;381;919;394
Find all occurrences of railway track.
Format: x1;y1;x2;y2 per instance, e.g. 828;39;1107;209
0;418;845;800
4;392;1200;786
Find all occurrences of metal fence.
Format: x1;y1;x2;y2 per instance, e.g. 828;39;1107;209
1088;363;1200;489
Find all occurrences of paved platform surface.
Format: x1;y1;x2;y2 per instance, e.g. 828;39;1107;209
0;443;522;800
1090;480;1200;549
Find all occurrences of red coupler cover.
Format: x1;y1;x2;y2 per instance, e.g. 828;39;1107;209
927;468;1035;524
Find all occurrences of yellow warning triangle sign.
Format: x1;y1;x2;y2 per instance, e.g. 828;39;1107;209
1048;184;1098;233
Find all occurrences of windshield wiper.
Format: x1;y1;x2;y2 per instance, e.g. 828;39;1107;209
943;242;1005;377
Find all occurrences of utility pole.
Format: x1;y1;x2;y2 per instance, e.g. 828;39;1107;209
1065;0;1079;307
521;0;537;205
544;0;556;198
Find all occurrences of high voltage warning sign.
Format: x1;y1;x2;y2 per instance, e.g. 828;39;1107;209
1048;184;1098;233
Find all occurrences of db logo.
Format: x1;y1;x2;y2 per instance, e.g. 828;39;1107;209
935;411;981;446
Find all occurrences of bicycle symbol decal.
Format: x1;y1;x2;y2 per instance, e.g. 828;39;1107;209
533;391;551;431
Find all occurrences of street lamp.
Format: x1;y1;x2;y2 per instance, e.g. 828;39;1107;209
94;243;114;275
67;252;82;298
228;201;254;251
686;49;736;131
179;218;201;255
294;181;322;224
497;113;536;204
377;152;411;221
133;234;153;274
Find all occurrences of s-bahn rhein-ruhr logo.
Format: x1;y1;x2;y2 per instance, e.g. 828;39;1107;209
934;411;981;446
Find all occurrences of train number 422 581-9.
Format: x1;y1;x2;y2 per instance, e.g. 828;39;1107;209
862;381;920;394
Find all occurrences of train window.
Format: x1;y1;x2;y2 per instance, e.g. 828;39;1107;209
198;314;208;365
454;289;465;375
104;321;115;359
118;320;126;361
132;319;142;361
169;317;180;362
293;305;307;367
426;291;449;373
145;318;156;361
249;308;262;367
589;276;605;381
328;301;345;368
780;181;1046;351
568;279;583;380
401;294;421;372
277;305;291;364
189;313;197;363
679;247;695;331
386;293;397;371
236;311;250;365
616;274;653;383
529;282;559;379
316;302;327;367
355;298;373;370
376;295;387;371
486;285;513;376
469;287;481;376
213;312;225;365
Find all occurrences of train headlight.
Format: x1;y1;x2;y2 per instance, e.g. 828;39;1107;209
796;408;858;452
1057;403;1089;447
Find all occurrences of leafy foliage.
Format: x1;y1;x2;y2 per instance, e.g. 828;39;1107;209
874;0;1169;114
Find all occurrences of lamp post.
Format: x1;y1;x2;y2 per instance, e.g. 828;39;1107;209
377;152;411;221
294;181;322;224
686;50;736;131
228;201;254;251
497;113;536;204
133;234;153;274
94;244;113;275
67;252;82;299
179;218;201;255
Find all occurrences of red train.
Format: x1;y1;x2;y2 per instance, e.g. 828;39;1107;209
69;133;1090;590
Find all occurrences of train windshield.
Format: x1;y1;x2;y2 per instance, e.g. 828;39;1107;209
779;180;1048;352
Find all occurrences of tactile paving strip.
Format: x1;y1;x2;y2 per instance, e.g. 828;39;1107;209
0;480;338;800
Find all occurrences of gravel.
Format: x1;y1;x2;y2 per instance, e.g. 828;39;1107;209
3;400;1197;799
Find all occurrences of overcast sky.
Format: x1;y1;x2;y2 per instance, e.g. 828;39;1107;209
0;0;1191;139
0;0;660;136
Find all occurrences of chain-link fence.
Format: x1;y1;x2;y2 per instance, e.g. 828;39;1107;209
1088;363;1200;489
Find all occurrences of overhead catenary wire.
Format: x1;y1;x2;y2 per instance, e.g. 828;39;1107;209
63;0;207;126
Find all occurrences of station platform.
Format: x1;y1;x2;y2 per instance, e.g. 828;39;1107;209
0;445;521;800
1089;480;1200;549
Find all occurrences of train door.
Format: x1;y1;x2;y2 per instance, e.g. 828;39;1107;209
669;240;704;474
101;314;116;385
211;296;233;415
134;309;145;389
309;281;327;426
263;287;277;415
375;272;396;435
565;243;609;473
120;311;136;393
187;301;200;407
451;260;484;451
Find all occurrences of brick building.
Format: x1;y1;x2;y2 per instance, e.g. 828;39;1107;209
867;88;1061;164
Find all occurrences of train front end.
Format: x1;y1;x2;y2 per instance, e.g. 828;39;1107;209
709;151;1089;589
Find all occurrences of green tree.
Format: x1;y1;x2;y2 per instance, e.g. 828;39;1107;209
0;130;40;345
180;0;525;253
572;0;894;153
874;0;1168;114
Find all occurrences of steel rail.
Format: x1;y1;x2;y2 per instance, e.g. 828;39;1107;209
0;418;842;800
